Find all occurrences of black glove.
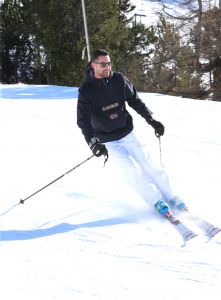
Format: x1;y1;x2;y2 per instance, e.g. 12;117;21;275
89;137;108;157
147;117;165;137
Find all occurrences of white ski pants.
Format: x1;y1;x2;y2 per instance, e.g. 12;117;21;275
105;131;176;207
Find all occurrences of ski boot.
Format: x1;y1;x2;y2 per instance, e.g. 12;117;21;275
155;199;174;221
168;197;187;210
155;199;197;241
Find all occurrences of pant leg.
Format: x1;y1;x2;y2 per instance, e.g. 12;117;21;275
122;132;176;201
105;137;163;206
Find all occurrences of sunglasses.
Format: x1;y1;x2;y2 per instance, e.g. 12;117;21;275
93;61;112;68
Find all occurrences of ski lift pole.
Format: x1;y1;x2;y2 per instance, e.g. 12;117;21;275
19;155;94;205
81;0;91;62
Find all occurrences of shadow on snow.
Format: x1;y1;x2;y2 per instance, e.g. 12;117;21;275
0;217;132;242
1;85;78;99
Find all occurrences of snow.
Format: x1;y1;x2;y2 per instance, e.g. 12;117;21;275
130;0;185;26
1;83;221;300
131;0;162;25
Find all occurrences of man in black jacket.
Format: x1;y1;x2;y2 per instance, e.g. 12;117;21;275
77;49;186;219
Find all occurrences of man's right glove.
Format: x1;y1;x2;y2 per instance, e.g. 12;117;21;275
89;137;108;158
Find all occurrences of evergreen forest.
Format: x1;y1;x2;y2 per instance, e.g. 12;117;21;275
1;0;221;101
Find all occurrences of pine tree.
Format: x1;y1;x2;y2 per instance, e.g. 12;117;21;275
0;0;35;83
155;0;221;100
30;0;84;86
147;17;181;94
195;6;221;100
1;0;157;87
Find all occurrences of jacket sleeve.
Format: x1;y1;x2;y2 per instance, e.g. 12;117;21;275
77;90;93;144
122;74;153;121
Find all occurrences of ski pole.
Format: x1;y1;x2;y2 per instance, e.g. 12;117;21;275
155;133;163;167
19;154;94;205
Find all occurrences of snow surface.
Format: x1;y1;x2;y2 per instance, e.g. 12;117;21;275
1;84;221;300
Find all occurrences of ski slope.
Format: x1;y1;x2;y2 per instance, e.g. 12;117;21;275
0;84;221;300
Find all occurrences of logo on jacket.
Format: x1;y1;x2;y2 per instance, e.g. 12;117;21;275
109;112;118;119
102;102;119;111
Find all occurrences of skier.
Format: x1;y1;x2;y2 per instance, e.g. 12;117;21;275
77;49;186;220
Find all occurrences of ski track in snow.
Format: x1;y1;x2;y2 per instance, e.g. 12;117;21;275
1;84;221;300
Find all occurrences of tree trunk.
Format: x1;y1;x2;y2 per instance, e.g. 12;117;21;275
193;0;203;69
212;62;221;101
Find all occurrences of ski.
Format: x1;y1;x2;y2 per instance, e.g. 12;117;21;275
182;209;221;240
165;213;197;245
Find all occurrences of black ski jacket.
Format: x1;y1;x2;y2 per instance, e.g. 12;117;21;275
77;67;153;144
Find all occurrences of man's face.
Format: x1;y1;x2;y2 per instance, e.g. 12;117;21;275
91;55;112;79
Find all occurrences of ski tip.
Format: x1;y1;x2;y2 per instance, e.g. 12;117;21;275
185;232;198;241
208;227;221;238
206;228;221;244
181;232;198;247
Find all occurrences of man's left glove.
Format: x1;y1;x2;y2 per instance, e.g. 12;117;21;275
147;117;165;137
89;137;108;157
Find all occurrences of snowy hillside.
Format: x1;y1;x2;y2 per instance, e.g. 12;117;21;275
0;84;221;300
131;0;162;25
131;0;192;25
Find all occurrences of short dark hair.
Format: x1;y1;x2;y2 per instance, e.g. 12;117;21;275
90;49;110;62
